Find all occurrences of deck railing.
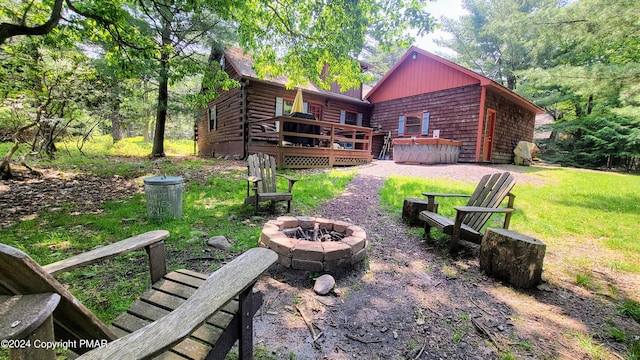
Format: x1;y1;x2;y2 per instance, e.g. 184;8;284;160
248;116;373;168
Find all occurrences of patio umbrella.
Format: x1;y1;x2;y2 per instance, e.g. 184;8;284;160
291;88;304;113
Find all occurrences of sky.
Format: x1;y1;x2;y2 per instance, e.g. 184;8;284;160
414;0;468;54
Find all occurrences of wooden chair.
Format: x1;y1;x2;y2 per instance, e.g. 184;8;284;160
418;172;516;253
0;230;277;360
245;153;299;214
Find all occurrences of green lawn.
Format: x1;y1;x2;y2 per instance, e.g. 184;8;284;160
1;137;354;323
380;166;640;284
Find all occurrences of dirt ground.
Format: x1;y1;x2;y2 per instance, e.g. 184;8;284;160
252;162;640;359
1;159;639;359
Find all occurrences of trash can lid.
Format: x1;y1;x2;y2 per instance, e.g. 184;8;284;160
144;176;183;185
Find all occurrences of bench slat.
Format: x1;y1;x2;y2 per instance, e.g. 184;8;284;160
78;247;278;359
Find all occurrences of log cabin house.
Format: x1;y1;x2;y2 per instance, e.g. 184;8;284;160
197;46;545;167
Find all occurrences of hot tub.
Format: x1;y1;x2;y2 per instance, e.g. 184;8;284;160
392;138;461;164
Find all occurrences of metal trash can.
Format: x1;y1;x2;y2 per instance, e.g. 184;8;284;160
144;176;184;220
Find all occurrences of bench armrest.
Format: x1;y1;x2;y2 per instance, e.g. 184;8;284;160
43;230;170;284
421;193;471;212
277;174;299;192
422;193;471;198
76;247;278;360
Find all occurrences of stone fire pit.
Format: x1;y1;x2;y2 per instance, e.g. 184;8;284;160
259;216;367;272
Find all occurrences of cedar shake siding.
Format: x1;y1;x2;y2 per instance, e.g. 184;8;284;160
371;85;481;163
366;46;544;164
483;89;537;163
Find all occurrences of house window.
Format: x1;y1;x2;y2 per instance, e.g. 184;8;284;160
398;112;429;136
309;103;322;120
404;113;422;134
344;111;357;125
208;105;217;131
283;99;294;115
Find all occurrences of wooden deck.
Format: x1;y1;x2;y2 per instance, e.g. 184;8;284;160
248;116;373;169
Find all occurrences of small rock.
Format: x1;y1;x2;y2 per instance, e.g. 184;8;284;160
206;235;232;251
313;274;335;295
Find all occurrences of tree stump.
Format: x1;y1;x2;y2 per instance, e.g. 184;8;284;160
402;198;437;226
480;228;546;288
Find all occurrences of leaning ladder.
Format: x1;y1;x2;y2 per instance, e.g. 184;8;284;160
378;131;392;159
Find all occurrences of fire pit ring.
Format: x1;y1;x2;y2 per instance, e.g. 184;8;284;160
259;216;368;272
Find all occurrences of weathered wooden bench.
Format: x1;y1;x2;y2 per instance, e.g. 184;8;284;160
0;231;277;360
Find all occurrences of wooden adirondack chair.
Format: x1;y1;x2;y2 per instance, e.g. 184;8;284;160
0;230;277;360
245;153;299;214
418;172;516;253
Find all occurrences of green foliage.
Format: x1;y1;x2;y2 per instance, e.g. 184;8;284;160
437;0;640;170
58;135;193;157
618;300;640;323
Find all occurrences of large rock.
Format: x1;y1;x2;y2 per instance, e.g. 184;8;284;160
207;235;232;251
313;274;336;295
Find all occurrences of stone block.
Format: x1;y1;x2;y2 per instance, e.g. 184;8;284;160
341;236;366;255
269;236;295;257
332;221;351;233
346;225;365;236
260;228;283;247
322;241;351;261
277;216;298;228
278;254;292;268
349;230;367;241
264;220;283;230
291;258;324;272
291;241;325;262
351;248;367;264
315;218;334;231
297;216;316;229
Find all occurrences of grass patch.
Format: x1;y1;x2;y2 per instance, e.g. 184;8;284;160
379;168;640;275
618;299;640;323
1;139;355;323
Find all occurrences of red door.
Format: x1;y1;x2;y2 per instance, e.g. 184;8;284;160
482;109;496;162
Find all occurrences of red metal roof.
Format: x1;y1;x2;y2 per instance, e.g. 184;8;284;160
366;47;545;114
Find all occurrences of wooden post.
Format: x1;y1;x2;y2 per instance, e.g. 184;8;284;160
402;198;436;226
145;241;167;284
238;287;254;360
0;293;61;360
480;228;546;288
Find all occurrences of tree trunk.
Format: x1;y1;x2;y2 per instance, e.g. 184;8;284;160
0;123;37;179
480;228;546;288
150;14;172;158
110;82;124;142
401;198;434;226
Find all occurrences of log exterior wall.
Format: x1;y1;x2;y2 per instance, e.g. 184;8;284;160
197;60;244;158
483;89;537;163
198;76;373;159
370;85;481;163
